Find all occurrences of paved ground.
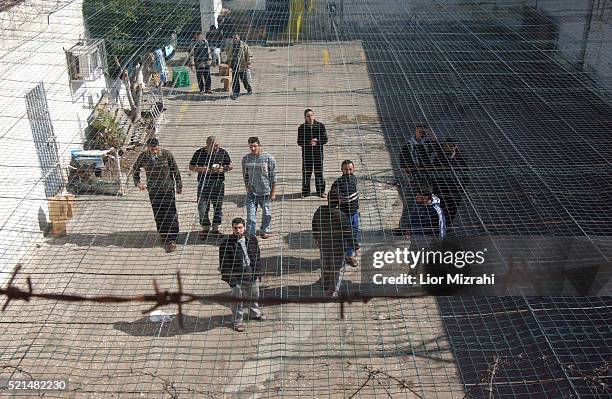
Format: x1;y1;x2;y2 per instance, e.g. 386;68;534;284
0;42;464;398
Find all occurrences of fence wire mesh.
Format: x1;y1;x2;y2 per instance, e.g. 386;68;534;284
0;0;611;397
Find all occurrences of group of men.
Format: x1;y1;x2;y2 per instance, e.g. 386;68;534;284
189;29;253;100
397;124;469;239
133;135;276;253
133;108;362;331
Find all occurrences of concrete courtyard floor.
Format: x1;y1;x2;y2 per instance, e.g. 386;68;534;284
1;42;464;398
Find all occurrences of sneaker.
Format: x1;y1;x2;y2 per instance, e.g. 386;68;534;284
345;256;359;268
301;192;311;198
246;90;253;95
230;94;238;100
250;314;266;321
164;241;177;253
317;192;327;199
205;90;213;94
198;229;210;240
259;232;271;239
233;323;245;332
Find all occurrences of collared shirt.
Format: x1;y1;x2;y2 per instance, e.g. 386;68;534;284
237;236;250;268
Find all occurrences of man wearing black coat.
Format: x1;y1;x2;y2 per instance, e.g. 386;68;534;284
298;109;328;198
431;137;470;226
312;205;357;294
219;217;264;332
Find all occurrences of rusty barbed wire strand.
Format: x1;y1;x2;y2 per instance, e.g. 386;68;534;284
0;265;424;328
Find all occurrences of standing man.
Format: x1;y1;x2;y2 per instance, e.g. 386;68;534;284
189;136;232;238
328;160;360;267
219;217;265;332
400;124;437;174
242;137;277;239
189;32;213;94
312;205;356;294
225;34;253;99
298;109;328;198
432;137;469;226
206;25;224;66
133;138;182;253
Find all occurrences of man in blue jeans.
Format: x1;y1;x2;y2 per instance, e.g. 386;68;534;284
328;160;360;267
242;137;277;239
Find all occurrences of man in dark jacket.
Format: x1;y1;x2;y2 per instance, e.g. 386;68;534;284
400;182;446;239
312;205;356;294
298;109;328;197
189;32;213;93
328;160;360;266
133;138;182;253
431;137;469;225
189;135;233;238
219;217;264;332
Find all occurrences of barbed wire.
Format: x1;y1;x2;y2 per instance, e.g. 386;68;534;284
0;264;427;328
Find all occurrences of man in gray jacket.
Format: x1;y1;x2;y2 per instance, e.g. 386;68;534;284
242;137;277;238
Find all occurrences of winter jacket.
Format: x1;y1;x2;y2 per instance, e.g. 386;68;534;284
133;149;182;193
225;40;253;72
329;174;359;216
312;205;356;257
219;234;261;286
189;39;212;68
401;136;436;170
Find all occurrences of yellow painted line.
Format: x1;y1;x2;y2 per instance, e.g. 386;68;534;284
178;79;199;117
323;48;330;68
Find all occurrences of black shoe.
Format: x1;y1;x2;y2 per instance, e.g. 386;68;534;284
230;94;238;100
301;192;310;198
246;90;253;95
164;241;177;253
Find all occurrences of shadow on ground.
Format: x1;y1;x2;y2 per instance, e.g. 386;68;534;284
46;230;224;248
114;313;231;337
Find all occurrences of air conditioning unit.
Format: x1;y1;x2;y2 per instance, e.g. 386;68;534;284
65;39;106;81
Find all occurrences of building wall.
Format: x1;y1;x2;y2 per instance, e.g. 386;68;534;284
200;0;223;31
0;0;106;273
533;0;612;93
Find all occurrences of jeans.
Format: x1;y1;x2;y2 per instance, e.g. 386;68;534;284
345;212;360;257
231;281;261;325
197;181;224;228
196;66;211;92
245;192;272;236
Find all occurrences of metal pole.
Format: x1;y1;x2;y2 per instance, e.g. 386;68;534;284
579;0;595;71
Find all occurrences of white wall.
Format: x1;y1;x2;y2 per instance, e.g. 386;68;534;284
0;0;106;273
200;0;223;31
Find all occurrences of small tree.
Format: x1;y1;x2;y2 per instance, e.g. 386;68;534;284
83;0;196;78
